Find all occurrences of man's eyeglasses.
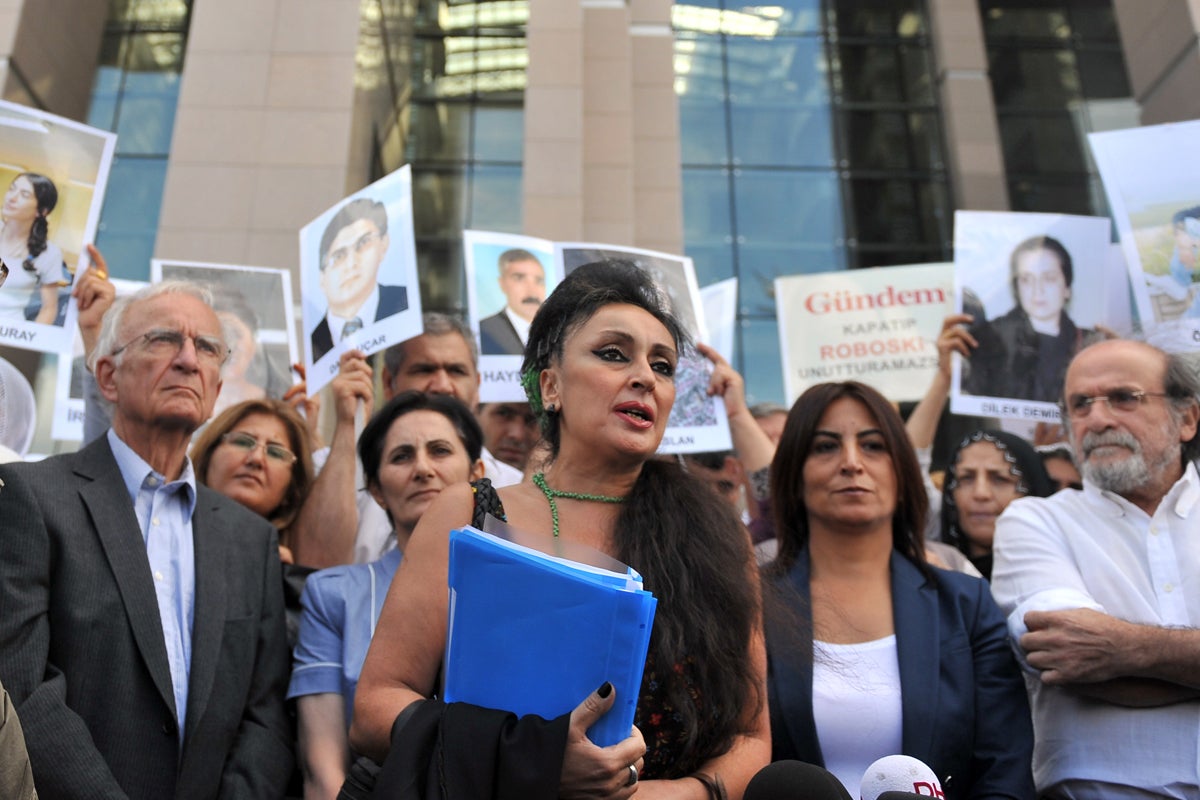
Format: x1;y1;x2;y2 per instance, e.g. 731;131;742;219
324;231;381;272
220;432;297;465
111;328;230;365
1061;389;1172;419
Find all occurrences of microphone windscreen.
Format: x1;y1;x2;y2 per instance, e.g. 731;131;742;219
745;760;853;800
860;754;943;800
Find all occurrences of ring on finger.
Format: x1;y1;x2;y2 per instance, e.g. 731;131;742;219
626;764;639;787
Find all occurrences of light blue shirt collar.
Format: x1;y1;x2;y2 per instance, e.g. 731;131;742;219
106;428;198;521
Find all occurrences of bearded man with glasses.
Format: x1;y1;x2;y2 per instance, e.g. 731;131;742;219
310;197;409;362
0;281;293;799
991;339;1200;799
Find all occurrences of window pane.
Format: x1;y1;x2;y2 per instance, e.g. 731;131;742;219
686;242;737;288
981;6;1070;39
677;34;728;166
412;169;466;238
989;47;1080;108
831;0;924;38
726;0;823;35
408;101;472;161
727;38;834;167
683;168;734;244
997;113;1086;173
114;72;181;154
468;164;522;231
849;178;949;246
739;316;787;406
1076;48;1131;99
94;158;169;280
473;105;523;161
1008;174;1094;215
733;169;843;246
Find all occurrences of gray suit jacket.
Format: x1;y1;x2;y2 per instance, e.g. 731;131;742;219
0;436;293;799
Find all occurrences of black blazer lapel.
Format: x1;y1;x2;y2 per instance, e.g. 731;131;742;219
891;553;939;761
766;552;823;765
74;437;178;721
183;490;228;743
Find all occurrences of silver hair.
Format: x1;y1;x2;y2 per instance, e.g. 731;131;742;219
381;311;478;375
88;280;217;371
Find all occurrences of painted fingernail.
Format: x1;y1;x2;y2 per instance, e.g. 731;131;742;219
597;681;613;698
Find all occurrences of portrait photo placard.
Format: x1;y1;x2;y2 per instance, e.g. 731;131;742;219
1090;120;1200;352
464;230;557;403
0;100;116;355
152;260;299;422
555;243;731;455
950;210;1112;421
300;165;422;394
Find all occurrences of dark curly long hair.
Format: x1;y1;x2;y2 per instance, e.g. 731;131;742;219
522;261;761;777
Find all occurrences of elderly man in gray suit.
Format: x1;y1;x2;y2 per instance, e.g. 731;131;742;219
0;281;292;799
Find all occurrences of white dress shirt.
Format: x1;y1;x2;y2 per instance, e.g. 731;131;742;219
992;462;1200;799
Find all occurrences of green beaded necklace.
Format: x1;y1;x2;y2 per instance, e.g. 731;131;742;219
533;472;626;538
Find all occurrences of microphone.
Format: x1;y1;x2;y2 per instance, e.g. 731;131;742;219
744;760;852;800
860;755;944;800
876;794;935;800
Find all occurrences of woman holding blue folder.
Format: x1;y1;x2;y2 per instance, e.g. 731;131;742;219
352;261;769;799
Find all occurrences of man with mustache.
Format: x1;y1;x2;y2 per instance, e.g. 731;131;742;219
991;339;1200;799
478;248;545;356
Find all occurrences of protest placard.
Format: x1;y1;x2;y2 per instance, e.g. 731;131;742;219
950;211;1112;421
465;230;556;403
776;263;952;404
300;165;422;394
0;100;115;355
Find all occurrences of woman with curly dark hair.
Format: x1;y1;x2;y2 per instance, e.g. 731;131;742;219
352;260;768;799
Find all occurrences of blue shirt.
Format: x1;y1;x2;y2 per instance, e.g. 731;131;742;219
107;429;197;743
288;547;403;726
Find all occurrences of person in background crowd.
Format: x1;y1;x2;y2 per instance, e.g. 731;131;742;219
940;429;1054;580
1036;442;1083;492
0;281;292;798
475;401;539;472
351;261;769;799
765;380;1033;799
992;339;1200;798
290;391;484;800
302;314;522;565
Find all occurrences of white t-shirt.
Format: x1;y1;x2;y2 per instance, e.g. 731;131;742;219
0;241;63;319
812;635;903;799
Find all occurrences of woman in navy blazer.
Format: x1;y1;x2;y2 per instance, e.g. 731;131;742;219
763;381;1033;800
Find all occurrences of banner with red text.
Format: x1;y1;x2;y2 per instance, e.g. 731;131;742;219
775;263;953;404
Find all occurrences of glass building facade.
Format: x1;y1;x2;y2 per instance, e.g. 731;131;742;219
362;0;527;312
674;0;953;403
87;0;193;280
981;0;1138;217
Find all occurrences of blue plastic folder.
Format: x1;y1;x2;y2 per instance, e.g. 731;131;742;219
443;525;658;747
